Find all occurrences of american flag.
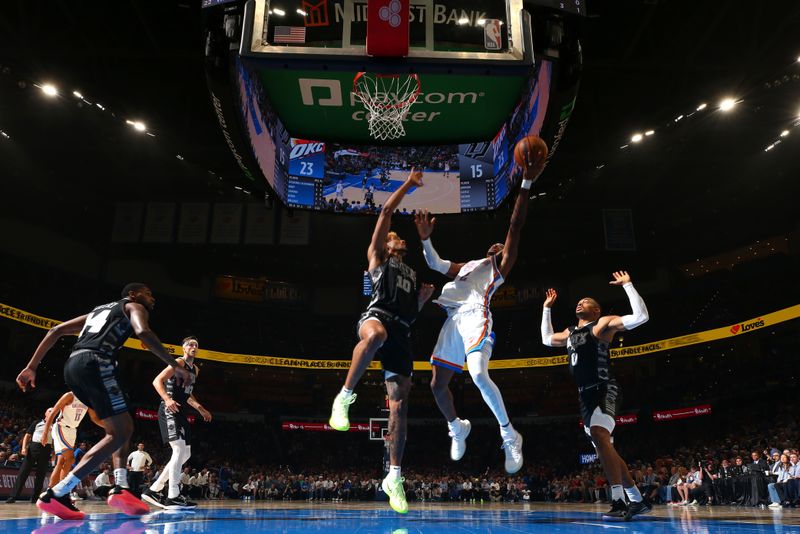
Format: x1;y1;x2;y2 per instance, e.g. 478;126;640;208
274;26;306;43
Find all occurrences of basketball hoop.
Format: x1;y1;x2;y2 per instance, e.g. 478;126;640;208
353;72;421;141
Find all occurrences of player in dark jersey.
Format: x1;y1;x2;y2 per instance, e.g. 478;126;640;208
540;271;650;520
15;283;189;520
142;336;212;510
329;168;434;514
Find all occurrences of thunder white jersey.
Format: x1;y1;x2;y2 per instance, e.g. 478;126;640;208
58;398;88;428
433;256;504;312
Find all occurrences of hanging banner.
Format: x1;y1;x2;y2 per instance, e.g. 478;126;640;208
579;414;638;427
134;408;195;424
0;303;798;371
653;404;712;422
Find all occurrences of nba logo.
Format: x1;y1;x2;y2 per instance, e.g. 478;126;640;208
484;19;502;51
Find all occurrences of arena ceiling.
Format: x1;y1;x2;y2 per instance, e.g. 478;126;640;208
0;0;798;277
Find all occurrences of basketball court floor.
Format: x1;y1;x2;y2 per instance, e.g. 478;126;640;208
3;501;799;533
322;170;460;213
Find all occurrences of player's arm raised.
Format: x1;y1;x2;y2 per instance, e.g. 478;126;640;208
127;302;189;386
541;288;571;347
16;314;89;392
596;271;649;335
367;168;423;270
41;392;72;445
414;209;463;278
498;156;543;278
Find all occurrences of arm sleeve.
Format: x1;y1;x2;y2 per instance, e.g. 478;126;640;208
541;308;555;346
620;282;649;330
421;238;452;275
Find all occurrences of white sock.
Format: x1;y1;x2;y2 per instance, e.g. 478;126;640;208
500;422;516;442
52;473;81;497
610;484;624;501
114;468;129;488
625;485;643;503
386;465;401;480
341;387;354;397
447;418;463;434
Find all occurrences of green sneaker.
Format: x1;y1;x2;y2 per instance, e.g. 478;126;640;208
329;391;357;431
381;476;408;514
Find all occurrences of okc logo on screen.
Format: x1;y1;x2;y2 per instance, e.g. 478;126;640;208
379;0;403;28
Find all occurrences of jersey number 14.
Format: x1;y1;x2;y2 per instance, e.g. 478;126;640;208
79;310;111;337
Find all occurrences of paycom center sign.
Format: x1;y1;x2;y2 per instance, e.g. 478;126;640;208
257;69;526;144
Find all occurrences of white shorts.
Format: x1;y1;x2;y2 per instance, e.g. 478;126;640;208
430;308;494;373
52;424;77;455
583;407;616;435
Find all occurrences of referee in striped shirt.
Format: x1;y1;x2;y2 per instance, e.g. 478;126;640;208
6;408;54;503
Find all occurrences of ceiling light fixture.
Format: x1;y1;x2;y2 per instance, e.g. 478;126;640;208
719;98;736;111
40;84;58;97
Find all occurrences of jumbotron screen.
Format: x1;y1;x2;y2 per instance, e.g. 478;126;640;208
233;59;553;214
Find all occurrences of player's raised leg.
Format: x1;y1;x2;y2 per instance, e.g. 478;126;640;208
330;319;387;431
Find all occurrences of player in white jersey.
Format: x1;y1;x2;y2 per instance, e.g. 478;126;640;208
42;391;101;487
414;155;542;473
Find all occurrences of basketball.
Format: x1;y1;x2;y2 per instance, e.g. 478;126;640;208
513;135;549;168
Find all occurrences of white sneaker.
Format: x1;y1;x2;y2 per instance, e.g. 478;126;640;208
689;499;698;506
769;502;782;509
449;419;471;461
502;430;523;474
329;391;357;431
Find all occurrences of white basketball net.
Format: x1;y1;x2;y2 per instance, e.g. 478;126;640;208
353;73;421;141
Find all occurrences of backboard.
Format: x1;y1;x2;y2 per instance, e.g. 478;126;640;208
243;0;531;63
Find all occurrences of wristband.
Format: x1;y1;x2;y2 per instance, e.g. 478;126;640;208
521;179;533;190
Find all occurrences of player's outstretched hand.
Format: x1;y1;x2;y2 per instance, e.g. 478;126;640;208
520;147;545;182
419;283;435;303
199;407;213;422
16;367;36;392
543;288;558;308
414;209;436;240
609;271;631;286
407;167;424;187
